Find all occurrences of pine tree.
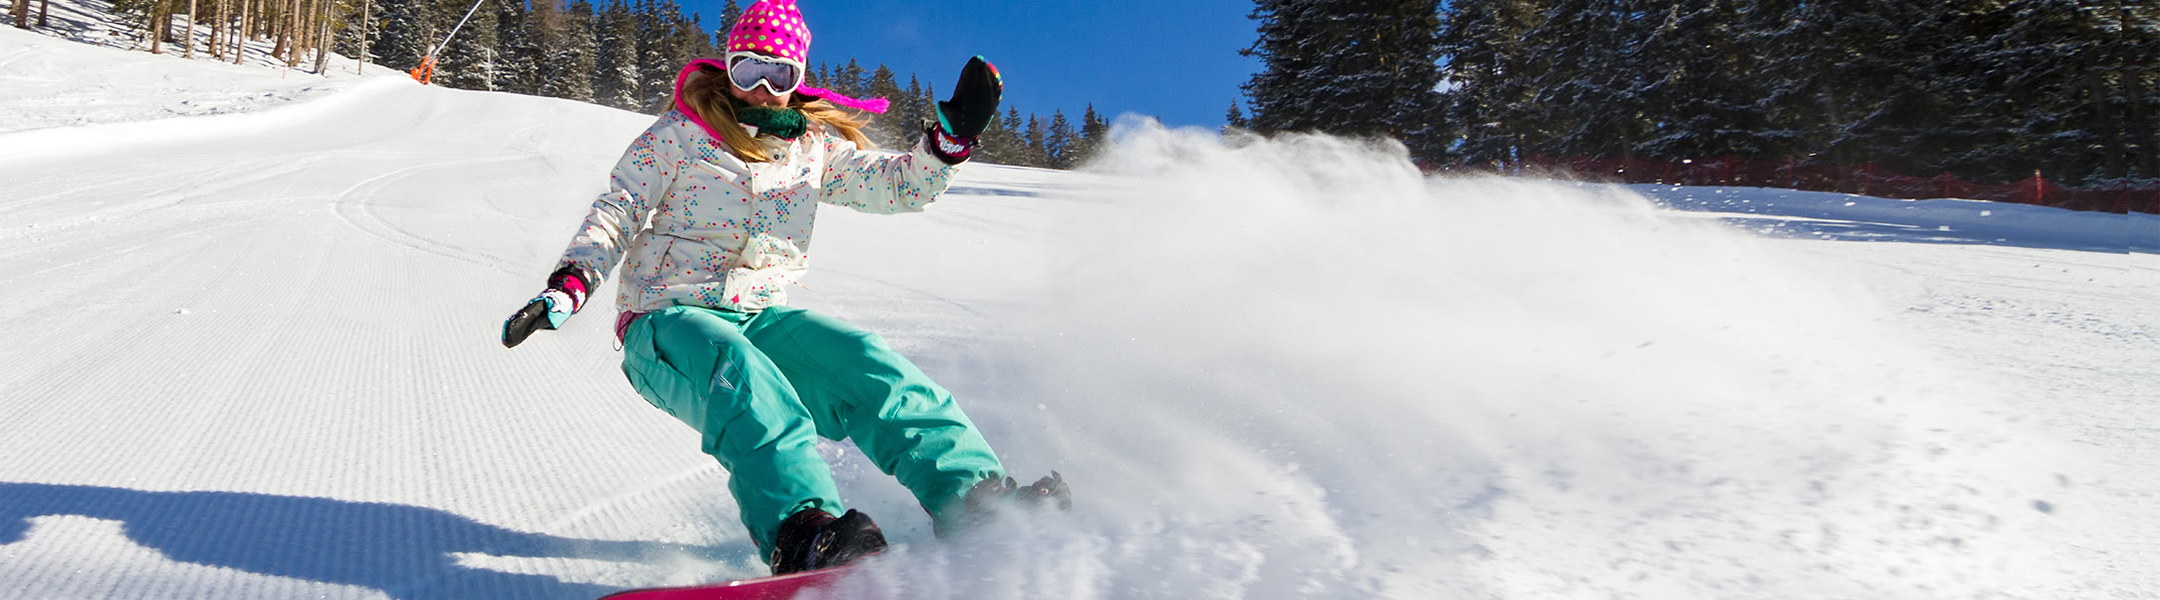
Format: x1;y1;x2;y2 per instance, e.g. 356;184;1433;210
1519;0;1652;159
1438;0;1545;164
838;58;867;98
1079;103;1111;161
594;0;641;109
717;0;739;31
2113;0;2160;181
1046;110;1078;168
371;0;431;70
438;0;501;91
494;0;539;94
1225;101;1248;130
978;108;1028;165
1243;0;1449;162
635;0;676;112
1628;0;1782;160
861;64;905;146
1015;111;1049;166
896;74;929;144
536;0;596;102
1952;0;2148;184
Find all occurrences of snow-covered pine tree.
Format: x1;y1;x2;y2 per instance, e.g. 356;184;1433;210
675;10;711;63
594;0;641;110
546;0;597;102
1956;0;2151;184
1243;0;1448;163
494;0;538;94
1521;0;1652;159
370;0;431;70
1752;0;1936;169
634;0;674;112
1438;0;1545;165
717;0;738;31
438;0;501;91
2113;0;2160;181
333;0;371;61
1627;0;1781;160
1857;0;2025;181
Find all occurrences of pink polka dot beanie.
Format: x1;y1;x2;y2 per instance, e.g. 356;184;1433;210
718;1;889;114
725;0;810;64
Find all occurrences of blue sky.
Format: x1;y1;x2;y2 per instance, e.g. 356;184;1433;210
680;0;1262;128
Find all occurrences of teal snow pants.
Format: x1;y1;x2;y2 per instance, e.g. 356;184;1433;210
618;305;1004;555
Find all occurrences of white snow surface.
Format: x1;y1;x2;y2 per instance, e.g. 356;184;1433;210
2;20;2156;600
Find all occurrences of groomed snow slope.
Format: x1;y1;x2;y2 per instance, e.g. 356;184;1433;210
2;23;2155;600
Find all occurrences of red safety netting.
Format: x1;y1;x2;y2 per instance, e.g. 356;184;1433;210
1493;156;2160;215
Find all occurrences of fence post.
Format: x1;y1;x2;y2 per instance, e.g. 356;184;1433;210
2035;169;2045;206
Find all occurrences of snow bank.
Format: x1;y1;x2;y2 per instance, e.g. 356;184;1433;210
1635;183;2144;253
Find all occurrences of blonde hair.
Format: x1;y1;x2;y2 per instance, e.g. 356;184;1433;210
674;64;876;163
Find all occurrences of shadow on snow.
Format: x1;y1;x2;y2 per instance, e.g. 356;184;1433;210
0;482;751;600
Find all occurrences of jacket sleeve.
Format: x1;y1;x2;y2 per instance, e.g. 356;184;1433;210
819;133;962;214
556;114;689;285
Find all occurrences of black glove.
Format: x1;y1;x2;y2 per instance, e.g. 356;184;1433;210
929;56;1002;164
502;267;591;348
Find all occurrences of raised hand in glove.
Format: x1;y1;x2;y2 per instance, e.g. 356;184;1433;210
928;56;1003;164
502;267;591;348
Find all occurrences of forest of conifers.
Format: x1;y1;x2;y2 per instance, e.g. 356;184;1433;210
1238;0;2157;187
56;0;1105;168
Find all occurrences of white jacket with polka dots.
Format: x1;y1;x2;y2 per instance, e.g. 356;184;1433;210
555;108;958;315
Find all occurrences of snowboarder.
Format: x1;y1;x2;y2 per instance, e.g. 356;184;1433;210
500;0;1068;576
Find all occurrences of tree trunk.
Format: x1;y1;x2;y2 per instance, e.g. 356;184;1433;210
358;0;368;73
235;0;249;64
11;0;28;30
282;0;295;66
150;4;164;53
313;0;329;73
211;0;224;58
36;0;47;27
184;0;197;57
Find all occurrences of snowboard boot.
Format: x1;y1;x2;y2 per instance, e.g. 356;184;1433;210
769;508;888;575
937;472;1073;537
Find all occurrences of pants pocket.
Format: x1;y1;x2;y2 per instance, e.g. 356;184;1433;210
621;317;699;422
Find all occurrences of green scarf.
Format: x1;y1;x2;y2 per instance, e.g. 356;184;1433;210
730;97;807;141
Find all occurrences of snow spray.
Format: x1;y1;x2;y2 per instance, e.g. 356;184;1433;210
828;121;2089;599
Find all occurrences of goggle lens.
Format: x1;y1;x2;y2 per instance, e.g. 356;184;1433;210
728;55;802;95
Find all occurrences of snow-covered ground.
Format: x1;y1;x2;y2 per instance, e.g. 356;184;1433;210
2;16;2155;600
0;0;374;135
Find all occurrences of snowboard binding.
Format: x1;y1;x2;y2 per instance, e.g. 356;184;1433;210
939;471;1072;537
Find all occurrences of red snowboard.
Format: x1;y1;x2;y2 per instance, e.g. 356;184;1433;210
598;566;854;600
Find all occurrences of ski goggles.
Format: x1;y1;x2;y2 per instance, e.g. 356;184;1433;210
725;52;805;95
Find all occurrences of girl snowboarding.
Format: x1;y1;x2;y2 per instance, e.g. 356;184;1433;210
501;0;1066;575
